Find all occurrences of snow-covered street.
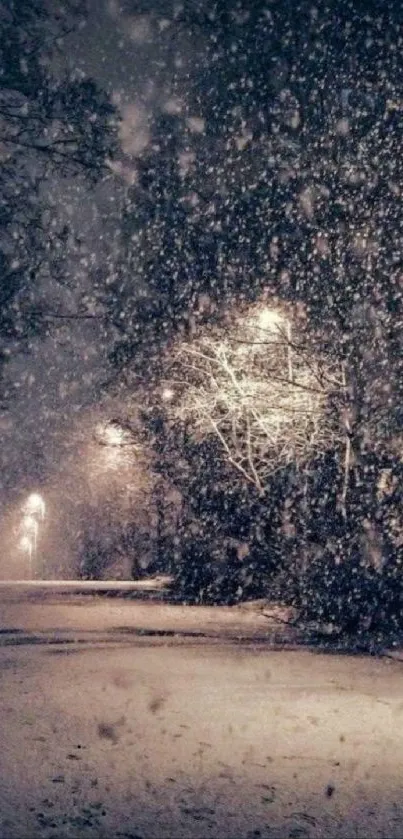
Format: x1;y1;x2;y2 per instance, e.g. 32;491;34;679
1;586;403;838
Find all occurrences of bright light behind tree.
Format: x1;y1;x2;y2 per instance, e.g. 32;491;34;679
257;307;285;332
161;387;175;402
168;301;342;492
92;421;140;475
99;423;126;447
94;422;136;448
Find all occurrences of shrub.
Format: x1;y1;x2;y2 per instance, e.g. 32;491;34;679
297;533;403;635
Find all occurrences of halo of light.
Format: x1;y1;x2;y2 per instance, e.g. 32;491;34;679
23;493;46;520
95;422;129;447
257;307;285;331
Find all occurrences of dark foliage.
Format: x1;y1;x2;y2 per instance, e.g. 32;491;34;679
297;536;403;636
0;0;116;389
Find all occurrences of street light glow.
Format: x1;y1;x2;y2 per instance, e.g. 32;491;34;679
161;387;174;402
18;535;33;562
18;493;46;577
21;515;38;548
257;307;285;332
23;492;46;520
95;422;131;447
93;421;138;474
102;424;126;446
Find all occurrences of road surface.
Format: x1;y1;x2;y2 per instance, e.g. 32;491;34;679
1;582;403;838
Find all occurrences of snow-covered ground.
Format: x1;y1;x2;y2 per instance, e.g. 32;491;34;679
0;582;295;644
1;588;403;838
0;577;172;592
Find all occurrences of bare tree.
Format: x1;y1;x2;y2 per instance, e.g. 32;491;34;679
165;301;343;494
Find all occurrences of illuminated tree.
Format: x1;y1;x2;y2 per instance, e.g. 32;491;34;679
167;301;343;494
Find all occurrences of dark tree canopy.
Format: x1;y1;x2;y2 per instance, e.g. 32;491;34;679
107;1;402;392
0;0;117;393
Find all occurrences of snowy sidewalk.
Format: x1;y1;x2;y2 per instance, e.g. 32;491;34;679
0;581;302;646
0;581;401;656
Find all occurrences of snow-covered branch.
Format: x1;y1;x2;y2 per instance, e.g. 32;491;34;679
166;302;343;490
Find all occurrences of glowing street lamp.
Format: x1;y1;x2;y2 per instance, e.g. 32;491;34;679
23;492;46;521
18;492;45;578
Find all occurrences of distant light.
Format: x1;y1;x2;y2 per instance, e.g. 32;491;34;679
18;492;45;576
161;387;174;402
94;422;134;447
19;535;33;557
257;307;285;331
21;515;38;548
23;492;45;520
102;424;125;446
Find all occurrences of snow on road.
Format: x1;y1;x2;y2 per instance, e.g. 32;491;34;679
0;578;172;591
0;585;295;644
1;592;403;838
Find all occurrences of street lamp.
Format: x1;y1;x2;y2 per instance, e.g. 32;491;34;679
23;492;46;521
18;492;45;578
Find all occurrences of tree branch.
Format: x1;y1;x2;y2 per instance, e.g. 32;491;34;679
0;134;109;172
30;310;106;320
